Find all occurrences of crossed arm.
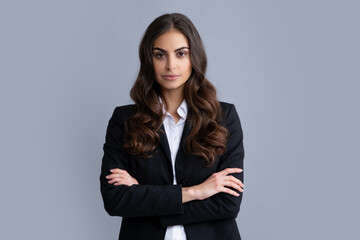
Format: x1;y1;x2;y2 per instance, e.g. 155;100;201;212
100;104;244;226
106;167;244;203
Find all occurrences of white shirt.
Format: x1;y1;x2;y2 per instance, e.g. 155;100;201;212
160;98;188;240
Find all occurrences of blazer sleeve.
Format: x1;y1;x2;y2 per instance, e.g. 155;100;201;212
159;104;244;227
100;107;184;218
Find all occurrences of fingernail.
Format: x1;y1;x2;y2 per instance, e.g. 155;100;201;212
110;169;114;172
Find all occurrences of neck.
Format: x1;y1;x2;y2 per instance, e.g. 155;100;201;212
161;89;184;114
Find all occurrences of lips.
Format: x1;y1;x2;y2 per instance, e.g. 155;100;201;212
162;74;180;80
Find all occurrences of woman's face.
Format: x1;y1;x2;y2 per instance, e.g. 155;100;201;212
152;28;192;96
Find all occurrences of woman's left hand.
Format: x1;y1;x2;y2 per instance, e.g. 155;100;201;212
106;168;139;186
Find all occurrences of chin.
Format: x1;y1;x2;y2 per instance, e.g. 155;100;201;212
160;82;186;91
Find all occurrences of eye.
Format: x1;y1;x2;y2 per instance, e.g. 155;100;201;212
177;51;187;57
154;52;165;59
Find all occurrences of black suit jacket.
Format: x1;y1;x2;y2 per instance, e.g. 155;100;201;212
100;102;244;240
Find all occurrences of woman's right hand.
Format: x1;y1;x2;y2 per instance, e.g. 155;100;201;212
106;168;139;186
182;168;244;203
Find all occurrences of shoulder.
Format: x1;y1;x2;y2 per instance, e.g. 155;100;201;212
218;101;242;128
219;101;238;119
219;101;234;113
111;104;136;122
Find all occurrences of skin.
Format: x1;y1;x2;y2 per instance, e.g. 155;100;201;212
106;28;244;203
152;28;193;122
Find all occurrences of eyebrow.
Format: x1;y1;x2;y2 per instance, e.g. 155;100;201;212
152;46;189;53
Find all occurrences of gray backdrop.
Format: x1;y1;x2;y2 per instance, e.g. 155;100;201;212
1;0;359;239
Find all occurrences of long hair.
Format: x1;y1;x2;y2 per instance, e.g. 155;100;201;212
123;13;229;167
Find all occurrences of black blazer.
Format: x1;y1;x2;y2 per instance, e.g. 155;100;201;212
100;102;244;240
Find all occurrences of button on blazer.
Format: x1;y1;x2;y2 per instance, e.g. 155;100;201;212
100;101;245;240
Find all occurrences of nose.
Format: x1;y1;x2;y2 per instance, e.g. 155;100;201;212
166;54;176;70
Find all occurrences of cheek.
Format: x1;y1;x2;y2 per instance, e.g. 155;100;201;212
152;61;162;75
185;61;192;74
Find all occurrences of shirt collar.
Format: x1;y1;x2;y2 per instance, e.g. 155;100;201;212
159;96;188;119
177;98;188;119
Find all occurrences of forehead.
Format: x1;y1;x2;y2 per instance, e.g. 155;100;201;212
153;29;189;50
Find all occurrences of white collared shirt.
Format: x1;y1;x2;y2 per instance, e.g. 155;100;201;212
160;98;188;240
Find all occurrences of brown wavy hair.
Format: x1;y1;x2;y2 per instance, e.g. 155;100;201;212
123;13;229;167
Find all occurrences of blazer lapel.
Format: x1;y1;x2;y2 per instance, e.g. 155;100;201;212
158;119;192;164
178;119;192;152
159;124;171;163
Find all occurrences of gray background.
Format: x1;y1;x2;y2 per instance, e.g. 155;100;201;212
1;0;359;239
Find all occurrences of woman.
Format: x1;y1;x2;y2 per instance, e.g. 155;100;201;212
100;13;245;240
